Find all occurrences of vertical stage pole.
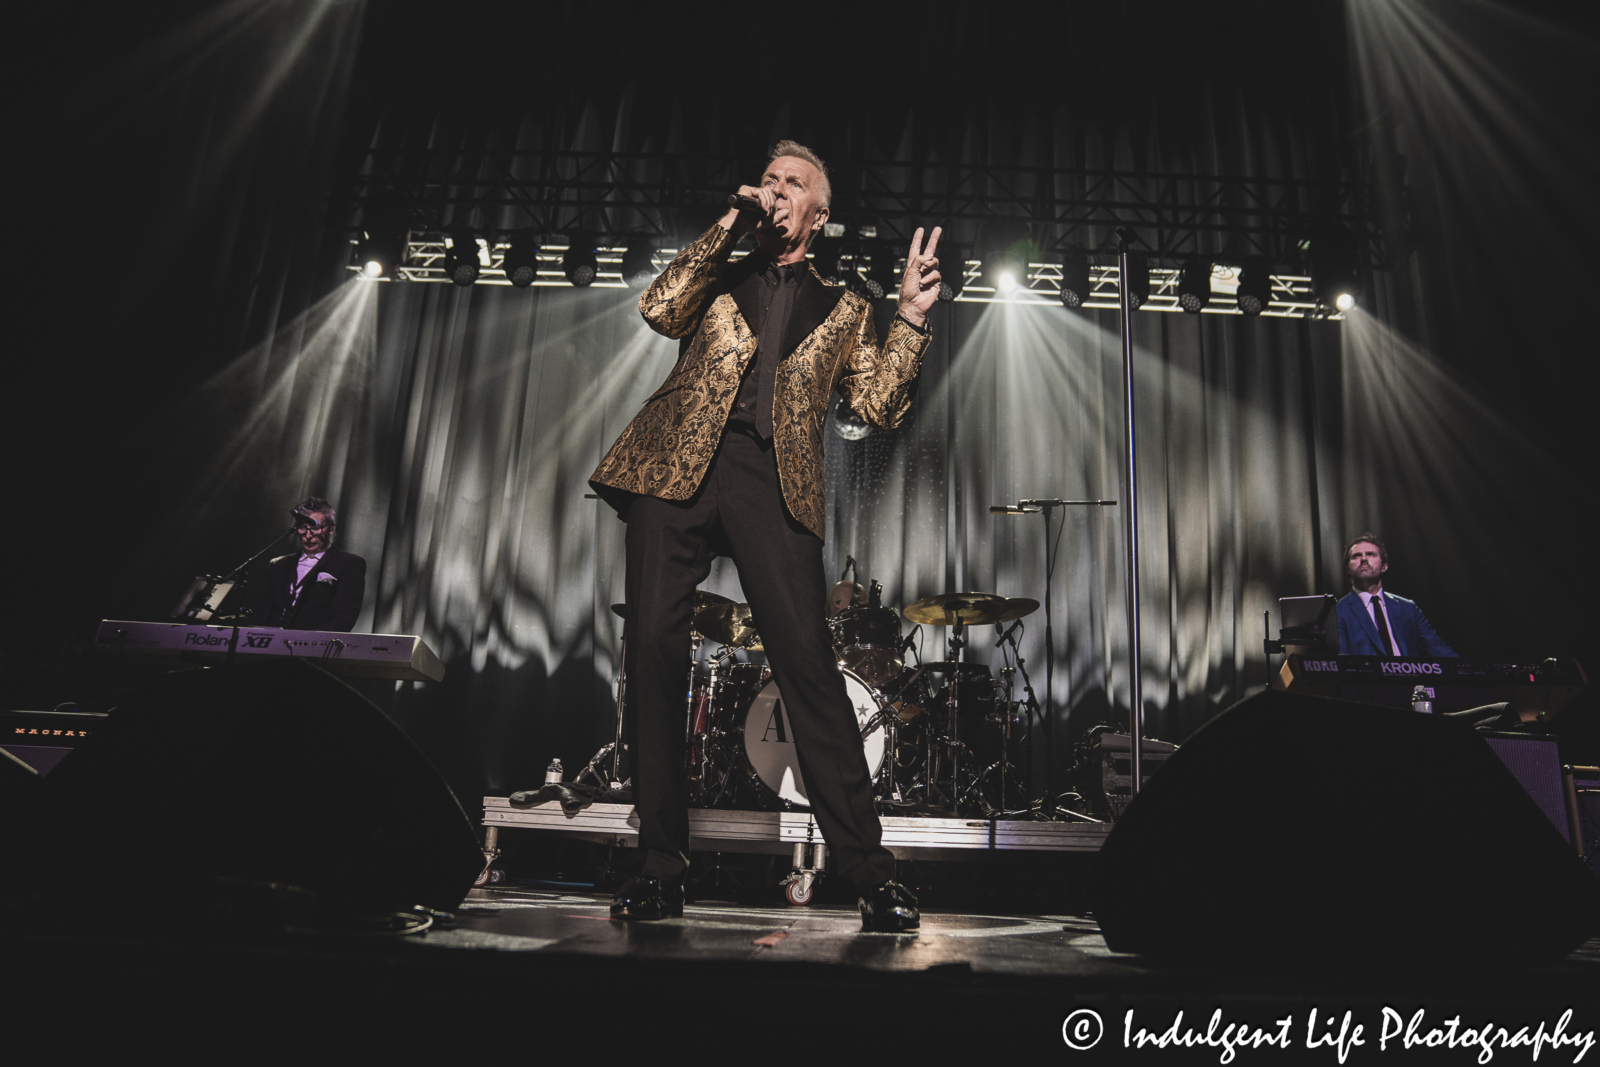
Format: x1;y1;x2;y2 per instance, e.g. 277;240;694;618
1115;229;1144;797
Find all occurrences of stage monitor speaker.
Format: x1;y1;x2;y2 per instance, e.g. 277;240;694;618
2;660;483;913
1087;690;1599;964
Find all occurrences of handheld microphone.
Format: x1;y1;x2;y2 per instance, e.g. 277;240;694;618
727;193;765;213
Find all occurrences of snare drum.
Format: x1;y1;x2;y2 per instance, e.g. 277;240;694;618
829;606;903;685
741;668;887;808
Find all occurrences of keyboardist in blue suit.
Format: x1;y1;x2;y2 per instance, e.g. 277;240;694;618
1335;533;1456;657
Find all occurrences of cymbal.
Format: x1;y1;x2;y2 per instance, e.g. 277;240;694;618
692;590;735;613
902;591;1008;627
694;598;764;650
996;597;1040;623
688;590;734;638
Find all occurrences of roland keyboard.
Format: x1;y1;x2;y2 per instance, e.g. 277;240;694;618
1274;653;1586;715
93;620;446;682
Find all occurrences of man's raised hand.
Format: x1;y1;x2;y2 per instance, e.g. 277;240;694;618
897;226;943;327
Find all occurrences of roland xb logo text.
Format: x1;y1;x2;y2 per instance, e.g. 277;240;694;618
182;631;277;649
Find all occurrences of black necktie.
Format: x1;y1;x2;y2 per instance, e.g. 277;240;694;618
1371;594;1394;656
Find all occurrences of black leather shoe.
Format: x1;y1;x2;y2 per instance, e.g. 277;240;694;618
610;876;685;921
858;880;919;932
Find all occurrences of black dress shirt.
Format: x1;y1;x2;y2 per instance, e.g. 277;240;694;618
731;257;804;439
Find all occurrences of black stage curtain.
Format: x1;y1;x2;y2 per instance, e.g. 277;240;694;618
20;0;1596;803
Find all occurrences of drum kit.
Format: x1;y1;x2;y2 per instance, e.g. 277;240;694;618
583;580;1043;817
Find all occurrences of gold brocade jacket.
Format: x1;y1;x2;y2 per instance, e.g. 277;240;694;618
588;224;931;540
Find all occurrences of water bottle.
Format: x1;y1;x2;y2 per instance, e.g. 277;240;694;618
1410;686;1434;715
544;758;564;785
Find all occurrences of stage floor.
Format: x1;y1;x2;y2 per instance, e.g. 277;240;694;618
9;884;1597;1057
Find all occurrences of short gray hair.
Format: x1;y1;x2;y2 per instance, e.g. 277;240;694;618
295;495;337;524
770;140;832;209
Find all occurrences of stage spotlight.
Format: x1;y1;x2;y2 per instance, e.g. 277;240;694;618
501;232;541;288
355;230;405;278
978;218;1035;294
1235;260;1272;316
984;253;1025;293
1058;254;1090;308
1311;230;1361;312
1177;258;1212;314
442;236;481;287
563;237;599;287
1121;254;1149;309
621;239;657;289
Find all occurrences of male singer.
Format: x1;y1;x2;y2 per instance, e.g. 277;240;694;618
589;141;939;931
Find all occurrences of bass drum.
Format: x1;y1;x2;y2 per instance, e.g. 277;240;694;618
741;669;887;808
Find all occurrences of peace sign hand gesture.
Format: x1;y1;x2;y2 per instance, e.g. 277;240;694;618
896;226;943;328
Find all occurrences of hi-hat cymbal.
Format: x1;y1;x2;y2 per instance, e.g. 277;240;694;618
996;597;1040;622
902;591;1008;626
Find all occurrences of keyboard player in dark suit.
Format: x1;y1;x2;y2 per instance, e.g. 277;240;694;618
1335;534;1456;658
263;496;366;633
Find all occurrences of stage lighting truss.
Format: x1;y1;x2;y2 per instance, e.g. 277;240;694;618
348;240;1327;316
1003;261;1332;318
346;151;1406;278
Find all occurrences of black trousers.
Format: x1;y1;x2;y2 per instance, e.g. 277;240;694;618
624;423;895;891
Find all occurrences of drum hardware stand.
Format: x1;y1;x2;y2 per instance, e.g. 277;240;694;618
688;851;748;901
684;632;704;783
989;498;1116;816
995;626;1041;813
972;665;1029;814
926;616;978;811
695;645;743;804
860;706;904;804
578;619;630;791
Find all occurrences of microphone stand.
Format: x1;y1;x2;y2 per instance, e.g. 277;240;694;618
1116;228;1146;800
220;525;303;587
989;498;1115;817
211;524;300;665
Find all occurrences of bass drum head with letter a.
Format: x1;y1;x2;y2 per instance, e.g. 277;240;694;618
742;669;886;808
